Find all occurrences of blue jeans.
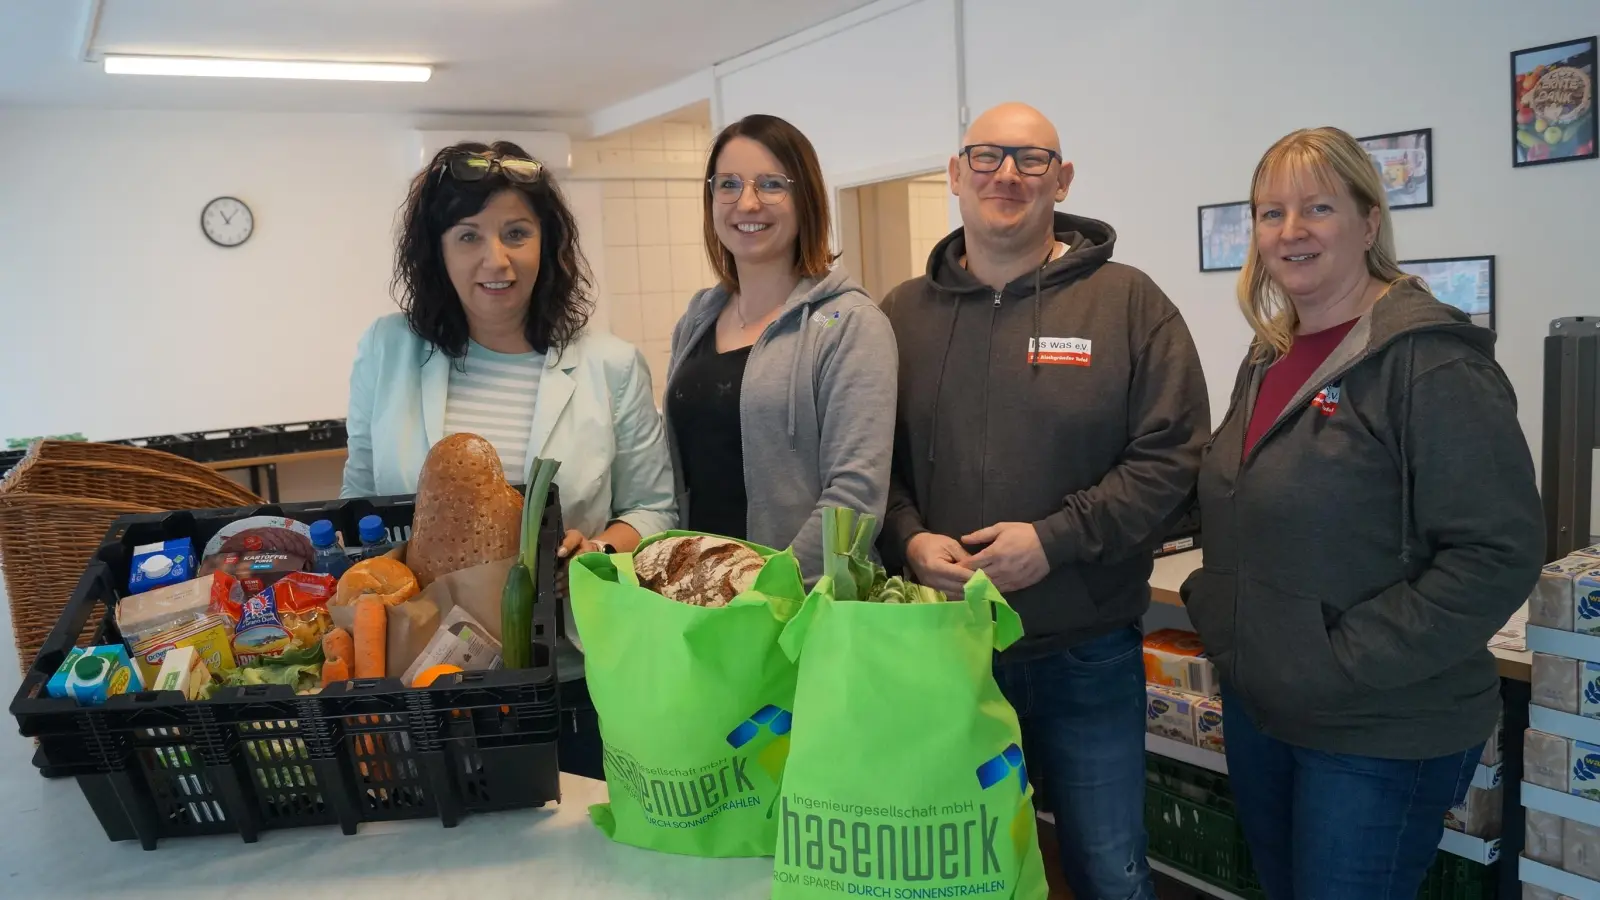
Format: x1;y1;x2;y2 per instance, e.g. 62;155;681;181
995;625;1155;900
1221;687;1482;900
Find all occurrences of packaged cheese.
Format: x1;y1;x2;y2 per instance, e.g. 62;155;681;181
1570;740;1600;802
1444;785;1501;838
119;573;238;682
1142;628;1219;697
1194;697;1224;752
1525;809;1564;866
1526;729;1572;791
1530;556;1600;632
152;645;211;700
1145;685;1196;744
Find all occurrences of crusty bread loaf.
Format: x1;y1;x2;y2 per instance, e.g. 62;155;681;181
334;556;420;607
634;536;764;607
406;434;524;588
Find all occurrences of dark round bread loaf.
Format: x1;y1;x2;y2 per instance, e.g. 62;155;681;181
634;536;764;607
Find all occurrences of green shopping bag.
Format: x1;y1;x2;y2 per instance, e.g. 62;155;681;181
771;570;1050;899
568;532;806;858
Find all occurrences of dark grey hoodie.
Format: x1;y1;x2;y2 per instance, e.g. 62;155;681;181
1181;281;1544;759
880;212;1210;659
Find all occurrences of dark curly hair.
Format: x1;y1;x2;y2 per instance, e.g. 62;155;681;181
394;140;593;358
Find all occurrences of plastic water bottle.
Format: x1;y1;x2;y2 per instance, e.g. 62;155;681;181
354;515;396;561
309;520;352;579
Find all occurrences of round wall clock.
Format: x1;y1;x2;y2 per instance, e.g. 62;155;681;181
201;196;254;247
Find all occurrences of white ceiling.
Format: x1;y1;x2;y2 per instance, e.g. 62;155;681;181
0;0;876;120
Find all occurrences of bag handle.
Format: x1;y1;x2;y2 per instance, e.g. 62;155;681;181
778;578;831;663
962;570;1024;652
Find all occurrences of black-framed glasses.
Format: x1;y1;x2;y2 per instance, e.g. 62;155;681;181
961;144;1061;176
708;172;794;204
436;152;544;185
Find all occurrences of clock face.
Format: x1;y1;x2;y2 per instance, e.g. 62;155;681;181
201;196;254;247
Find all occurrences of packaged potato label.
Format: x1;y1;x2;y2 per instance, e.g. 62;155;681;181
1570;739;1600;802
1530;556;1599;631
1533;653;1580;715
1146;685;1196;744
1526;729;1571;791
1524;809;1564;866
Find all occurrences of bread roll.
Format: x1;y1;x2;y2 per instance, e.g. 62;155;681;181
334;557;420;607
406;434;524;587
635;536;764;607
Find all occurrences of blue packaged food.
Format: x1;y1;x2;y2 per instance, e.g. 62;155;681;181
129;538;194;594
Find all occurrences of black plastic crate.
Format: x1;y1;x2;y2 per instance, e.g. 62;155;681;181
189;426;282;461
276;419;348;454
115;432;201;460
10;489;565;848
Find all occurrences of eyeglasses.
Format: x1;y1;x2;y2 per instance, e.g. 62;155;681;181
435;152;544;185
961;144;1061;176
708;172;794;205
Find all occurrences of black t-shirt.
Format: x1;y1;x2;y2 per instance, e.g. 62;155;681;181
667;327;752;539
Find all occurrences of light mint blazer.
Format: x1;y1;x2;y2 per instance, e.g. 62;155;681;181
340;313;677;541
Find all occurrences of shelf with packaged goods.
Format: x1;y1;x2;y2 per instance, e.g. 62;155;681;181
1528;624;1600;664
1522;782;1600;829
1520;857;1600;900
1437;828;1502;866
1144;732;1228;774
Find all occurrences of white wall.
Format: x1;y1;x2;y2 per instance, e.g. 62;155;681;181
708;0;1600;474
716;0;958;186
966;0;1600;452
0;109;618;446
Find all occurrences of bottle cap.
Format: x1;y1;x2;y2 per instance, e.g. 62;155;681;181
72;655;108;682
310;520;337;548
138;555;173;579
359;515;385;543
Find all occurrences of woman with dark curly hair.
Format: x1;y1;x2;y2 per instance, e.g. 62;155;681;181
341;141;676;775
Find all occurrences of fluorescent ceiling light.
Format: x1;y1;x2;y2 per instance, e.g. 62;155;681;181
103;55;431;83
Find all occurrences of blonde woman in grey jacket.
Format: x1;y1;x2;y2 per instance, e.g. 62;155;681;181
661;114;897;580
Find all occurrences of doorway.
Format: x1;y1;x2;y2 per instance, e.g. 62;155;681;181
837;170;951;300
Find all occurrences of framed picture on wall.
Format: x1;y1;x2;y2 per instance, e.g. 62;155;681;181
1198;201;1252;272
1358;128;1432;209
1400;255;1495;329
1512;36;1597;167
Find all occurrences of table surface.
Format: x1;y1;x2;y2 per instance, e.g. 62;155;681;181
202;447;348;470
1148;550;1532;683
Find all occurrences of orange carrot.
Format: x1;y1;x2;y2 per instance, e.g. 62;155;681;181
322;627;353;688
321;656;351;687
353;597;387;679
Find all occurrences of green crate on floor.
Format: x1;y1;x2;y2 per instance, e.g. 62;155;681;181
1144;753;1234;815
1144;781;1264;900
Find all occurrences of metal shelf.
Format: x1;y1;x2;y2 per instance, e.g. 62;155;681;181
1437;827;1501;865
1520;856;1600;900
1144;732;1228;774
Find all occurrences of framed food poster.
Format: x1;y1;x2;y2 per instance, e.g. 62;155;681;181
1359;129;1432;209
1512;36;1597;167
1401;256;1495;329
1198;201;1252;272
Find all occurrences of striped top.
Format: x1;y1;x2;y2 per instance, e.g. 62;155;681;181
442;341;544;480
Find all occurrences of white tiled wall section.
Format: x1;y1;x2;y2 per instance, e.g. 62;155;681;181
908;179;952;274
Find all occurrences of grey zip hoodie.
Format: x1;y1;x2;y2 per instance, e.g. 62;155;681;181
1181;281;1544;759
664;268;898;580
880;212;1210;658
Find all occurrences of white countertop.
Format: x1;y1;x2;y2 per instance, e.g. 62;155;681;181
0;582;771;899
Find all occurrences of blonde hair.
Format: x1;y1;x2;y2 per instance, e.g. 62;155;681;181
1238;126;1418;362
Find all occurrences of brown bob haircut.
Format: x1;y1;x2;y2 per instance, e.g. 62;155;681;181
702;114;833;292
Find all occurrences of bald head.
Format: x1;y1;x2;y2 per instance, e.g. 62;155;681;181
962;102;1061;154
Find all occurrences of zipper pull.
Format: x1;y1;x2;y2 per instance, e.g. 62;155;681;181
992;290;1002;308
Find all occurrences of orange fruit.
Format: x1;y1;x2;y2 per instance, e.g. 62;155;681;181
412;664;463;688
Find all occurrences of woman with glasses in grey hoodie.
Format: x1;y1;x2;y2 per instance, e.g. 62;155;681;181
661;114;897;578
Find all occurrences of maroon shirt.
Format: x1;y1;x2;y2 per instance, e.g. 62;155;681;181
1243;319;1359;457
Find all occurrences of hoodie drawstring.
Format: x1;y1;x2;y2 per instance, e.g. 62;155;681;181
1398;335;1415;566
786;303;810;450
1030;264;1044;368
927;290;961;462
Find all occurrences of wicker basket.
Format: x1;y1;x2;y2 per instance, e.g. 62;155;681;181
0;441;263;675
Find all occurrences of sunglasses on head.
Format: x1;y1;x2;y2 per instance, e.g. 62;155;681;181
435;152;544;185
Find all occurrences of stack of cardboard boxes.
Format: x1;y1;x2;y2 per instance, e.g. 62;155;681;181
1522;546;1600;897
1142;629;1223;753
